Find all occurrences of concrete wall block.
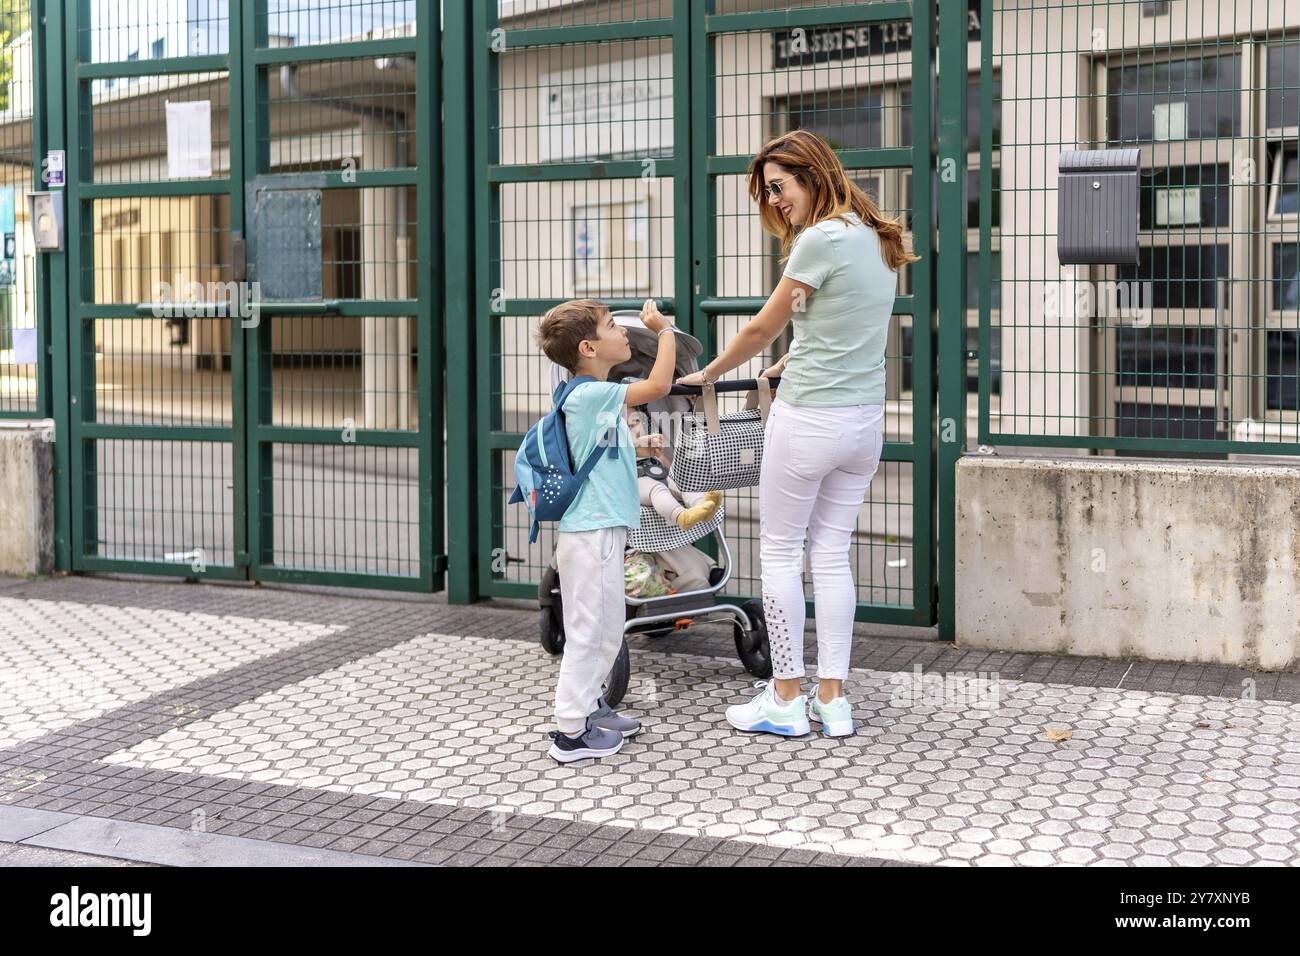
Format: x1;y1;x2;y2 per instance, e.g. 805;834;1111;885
0;424;55;578
956;456;1300;670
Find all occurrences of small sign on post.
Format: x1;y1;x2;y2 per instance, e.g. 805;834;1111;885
44;149;65;188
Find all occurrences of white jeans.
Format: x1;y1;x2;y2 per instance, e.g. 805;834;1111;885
760;397;885;681
554;526;628;733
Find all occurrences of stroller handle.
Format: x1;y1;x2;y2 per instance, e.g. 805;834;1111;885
668;376;781;396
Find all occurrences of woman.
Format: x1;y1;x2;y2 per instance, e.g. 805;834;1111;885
677;129;917;738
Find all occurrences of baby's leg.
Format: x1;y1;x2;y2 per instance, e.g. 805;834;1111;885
640;475;684;523
669;475;715;509
667;475;722;530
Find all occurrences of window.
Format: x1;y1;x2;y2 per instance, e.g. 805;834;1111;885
850;171;881;205
898;75;1000;153
1267;41;1299;132
784;88;883;150
1107;54;1241;143
1275;243;1300;313
1116;403;1220;441
1119;246;1229;310
1117;327;1218;390
967;167;999;229
1270;145;1298;217
1263;40;1298;417
1140;163;1231;229
1267;331;1300;410
151;38;165;59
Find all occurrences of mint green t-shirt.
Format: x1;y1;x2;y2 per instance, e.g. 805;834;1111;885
558;380;641;533
780;212;897;407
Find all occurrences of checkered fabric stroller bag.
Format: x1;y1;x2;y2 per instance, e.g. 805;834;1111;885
670;377;775;493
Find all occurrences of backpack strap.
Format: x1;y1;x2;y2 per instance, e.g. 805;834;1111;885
572;425;616;483
553;374;595;410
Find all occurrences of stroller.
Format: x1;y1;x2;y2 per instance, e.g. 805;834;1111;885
537;311;773;707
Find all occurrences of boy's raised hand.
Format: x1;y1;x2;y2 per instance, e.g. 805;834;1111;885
625;299;677;407
640;298;672;335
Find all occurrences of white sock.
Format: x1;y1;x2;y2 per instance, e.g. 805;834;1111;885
771;687;796;705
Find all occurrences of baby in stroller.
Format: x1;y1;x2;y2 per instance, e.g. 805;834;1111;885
624;395;723;532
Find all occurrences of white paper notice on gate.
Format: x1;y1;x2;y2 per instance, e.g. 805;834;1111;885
165;100;213;179
12;327;37;365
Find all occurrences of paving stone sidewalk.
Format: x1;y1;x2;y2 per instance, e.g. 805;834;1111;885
0;575;1297;867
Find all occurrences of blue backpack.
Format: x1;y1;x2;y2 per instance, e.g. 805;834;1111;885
508;375;620;543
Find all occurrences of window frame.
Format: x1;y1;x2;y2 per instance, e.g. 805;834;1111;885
1259;36;1300;420
1267;143;1299;221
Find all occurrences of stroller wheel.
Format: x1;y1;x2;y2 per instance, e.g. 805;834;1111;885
733;599;773;678
602;638;631;708
539;566;564;655
539;607;565;655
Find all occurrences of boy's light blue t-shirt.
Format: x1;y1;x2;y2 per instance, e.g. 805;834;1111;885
559;380;641;533
781;211;898;407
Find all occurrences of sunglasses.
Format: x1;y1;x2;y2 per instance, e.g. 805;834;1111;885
763;177;790;199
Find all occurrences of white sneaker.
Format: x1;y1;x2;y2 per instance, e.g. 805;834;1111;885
808;685;855;737
725;681;810;737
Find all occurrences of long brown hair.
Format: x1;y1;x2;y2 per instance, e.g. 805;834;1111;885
748;129;919;271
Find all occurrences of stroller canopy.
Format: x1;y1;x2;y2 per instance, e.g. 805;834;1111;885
548;310;703;398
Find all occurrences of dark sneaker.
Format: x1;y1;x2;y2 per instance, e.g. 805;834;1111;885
590;696;642;738
547;719;625;763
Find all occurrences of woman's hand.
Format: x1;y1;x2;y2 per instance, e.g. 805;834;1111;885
676;370;709;387
758;355;787;380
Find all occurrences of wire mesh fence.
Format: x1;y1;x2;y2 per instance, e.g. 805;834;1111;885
979;0;1300;455
0;0;38;416
479;1;931;620
62;0;435;587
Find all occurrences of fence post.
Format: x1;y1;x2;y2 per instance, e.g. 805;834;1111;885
443;1;480;603
936;0;969;641
35;0;72;572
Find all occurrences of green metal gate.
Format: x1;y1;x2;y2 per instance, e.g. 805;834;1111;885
59;0;444;590
467;0;937;626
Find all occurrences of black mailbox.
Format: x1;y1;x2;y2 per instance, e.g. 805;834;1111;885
1057;148;1141;265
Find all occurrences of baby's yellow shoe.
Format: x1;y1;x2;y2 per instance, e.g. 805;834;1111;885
676;495;720;530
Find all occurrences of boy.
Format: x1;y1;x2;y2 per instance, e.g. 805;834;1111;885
534;298;677;762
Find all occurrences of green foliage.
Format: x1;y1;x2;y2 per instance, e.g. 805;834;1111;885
0;1;33;113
